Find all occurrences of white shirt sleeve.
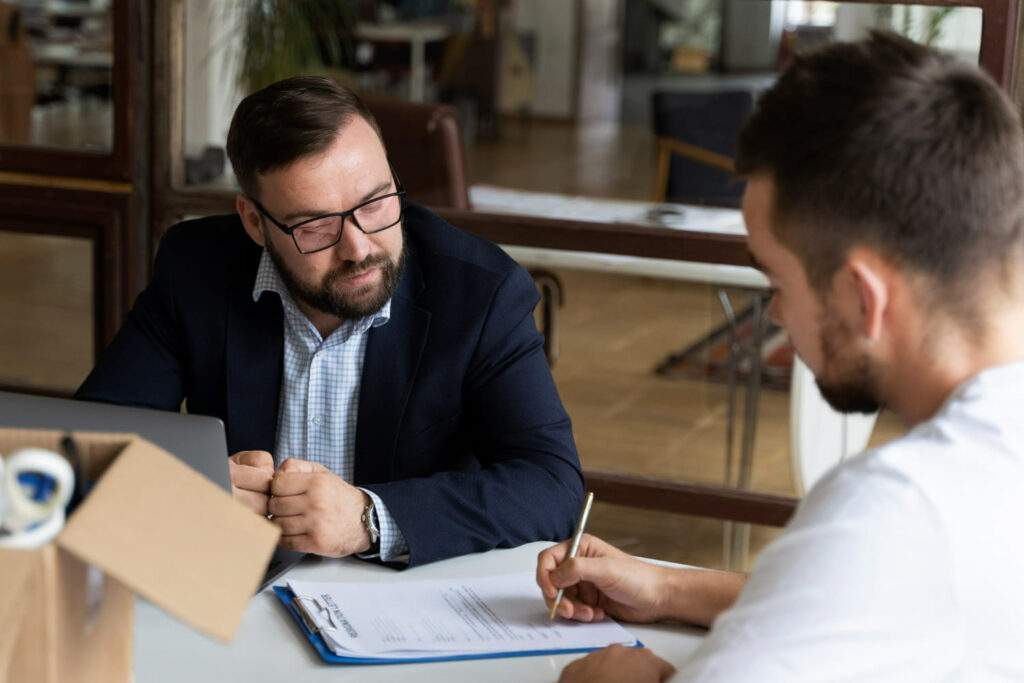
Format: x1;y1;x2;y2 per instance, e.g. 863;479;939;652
675;459;963;682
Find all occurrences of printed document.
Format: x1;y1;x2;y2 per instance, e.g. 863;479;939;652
287;572;638;659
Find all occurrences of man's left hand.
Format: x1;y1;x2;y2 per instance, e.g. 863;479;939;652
268;458;372;557
559;645;675;683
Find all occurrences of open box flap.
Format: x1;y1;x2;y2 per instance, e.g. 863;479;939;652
57;436;279;642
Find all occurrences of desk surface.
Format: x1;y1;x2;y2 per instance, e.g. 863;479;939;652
470;185;766;288
135;542;706;682
470;184;746;236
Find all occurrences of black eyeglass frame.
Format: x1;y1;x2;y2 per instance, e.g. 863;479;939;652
249;174;406;255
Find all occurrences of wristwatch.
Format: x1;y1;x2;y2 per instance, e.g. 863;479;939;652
360;499;380;553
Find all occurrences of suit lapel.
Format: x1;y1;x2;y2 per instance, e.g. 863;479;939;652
354;247;430;485
225;262;283;454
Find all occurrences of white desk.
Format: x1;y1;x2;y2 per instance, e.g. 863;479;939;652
470;184;768;289
134;542;706;681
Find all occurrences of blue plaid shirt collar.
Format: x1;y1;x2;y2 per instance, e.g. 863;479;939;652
251;249;391;344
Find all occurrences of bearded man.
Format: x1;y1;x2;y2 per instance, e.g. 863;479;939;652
78;76;583;567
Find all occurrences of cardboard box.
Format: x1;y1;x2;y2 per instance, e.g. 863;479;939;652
0;429;280;683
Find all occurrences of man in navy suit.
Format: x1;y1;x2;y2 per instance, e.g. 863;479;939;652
77;76;583;567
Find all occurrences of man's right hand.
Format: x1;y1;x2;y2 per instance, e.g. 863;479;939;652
537;533;747;628
536;534;673;624
229;450;275;516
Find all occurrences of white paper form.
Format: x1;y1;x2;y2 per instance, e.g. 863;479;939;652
287;572;638;659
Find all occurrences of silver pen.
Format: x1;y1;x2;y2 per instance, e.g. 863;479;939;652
548;491;595;621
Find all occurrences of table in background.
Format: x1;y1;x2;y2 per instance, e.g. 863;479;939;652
470;184;765;289
356;21;452;103
134;541;706;682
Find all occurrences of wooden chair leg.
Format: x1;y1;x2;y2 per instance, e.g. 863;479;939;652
528;268;564;367
653;143;671;202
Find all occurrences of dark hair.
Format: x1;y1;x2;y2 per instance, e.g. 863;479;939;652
736;32;1024;314
226;75;383;198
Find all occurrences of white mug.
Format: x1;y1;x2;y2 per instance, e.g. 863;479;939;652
0;448;75;549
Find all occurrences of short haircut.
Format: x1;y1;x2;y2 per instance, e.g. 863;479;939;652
736;31;1024;314
226;76;383;199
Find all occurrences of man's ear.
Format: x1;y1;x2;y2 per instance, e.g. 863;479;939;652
236;194;266;247
844;251;890;341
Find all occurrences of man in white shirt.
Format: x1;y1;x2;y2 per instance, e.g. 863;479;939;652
536;31;1024;682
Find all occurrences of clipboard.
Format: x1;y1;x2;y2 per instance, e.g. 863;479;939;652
272;585;644;665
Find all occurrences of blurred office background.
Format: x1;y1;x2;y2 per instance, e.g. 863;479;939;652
0;0;1011;569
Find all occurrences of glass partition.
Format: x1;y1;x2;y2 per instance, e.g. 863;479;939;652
0;0;113;150
0;230;94;393
177;1;983;204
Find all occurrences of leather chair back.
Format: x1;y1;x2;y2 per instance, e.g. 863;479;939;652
363;95;470;209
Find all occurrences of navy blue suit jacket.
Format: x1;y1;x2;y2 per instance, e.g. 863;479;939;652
77;203;584;566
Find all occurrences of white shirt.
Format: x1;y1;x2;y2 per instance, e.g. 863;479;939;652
678;362;1024;681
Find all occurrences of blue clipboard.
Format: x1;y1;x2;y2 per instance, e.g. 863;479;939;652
273;585;643;665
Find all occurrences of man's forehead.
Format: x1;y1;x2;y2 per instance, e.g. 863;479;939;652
335;115;389;160
741;177;778;268
254;139;392;208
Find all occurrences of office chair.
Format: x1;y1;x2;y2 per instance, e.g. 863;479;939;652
650;89;755;208
362;95;470;209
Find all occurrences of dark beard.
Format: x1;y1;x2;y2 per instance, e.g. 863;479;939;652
816;376;882;414
266;240;405;320
815;313;883;414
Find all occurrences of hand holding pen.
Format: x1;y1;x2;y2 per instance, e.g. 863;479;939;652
548;492;595;620
536;496;677;624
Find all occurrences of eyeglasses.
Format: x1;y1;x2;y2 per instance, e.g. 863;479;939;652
250;183;406;255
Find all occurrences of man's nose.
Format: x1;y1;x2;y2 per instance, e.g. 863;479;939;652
333;218;372;263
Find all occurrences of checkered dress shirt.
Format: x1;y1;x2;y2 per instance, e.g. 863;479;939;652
252;250;408;562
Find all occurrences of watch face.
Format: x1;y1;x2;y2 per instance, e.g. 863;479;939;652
363;504;379;542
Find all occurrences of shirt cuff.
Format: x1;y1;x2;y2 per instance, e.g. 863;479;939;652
357;488;410;564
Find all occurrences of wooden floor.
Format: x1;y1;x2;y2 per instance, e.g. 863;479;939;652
547;268;904;568
0;118;907;571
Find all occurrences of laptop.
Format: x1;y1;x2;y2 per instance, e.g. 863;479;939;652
0;391;304;589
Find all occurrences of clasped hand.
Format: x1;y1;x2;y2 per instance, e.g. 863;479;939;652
228;451;371;557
